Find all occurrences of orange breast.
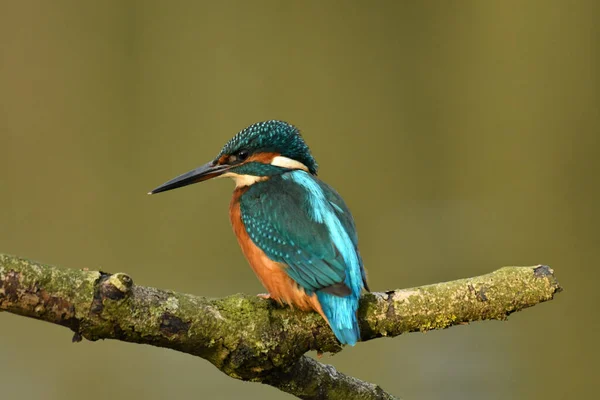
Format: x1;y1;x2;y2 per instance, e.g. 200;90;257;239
229;189;325;319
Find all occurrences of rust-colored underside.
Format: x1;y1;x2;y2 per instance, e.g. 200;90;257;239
229;188;326;320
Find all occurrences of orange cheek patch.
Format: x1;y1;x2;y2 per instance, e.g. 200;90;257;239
217;155;229;165
246;152;280;164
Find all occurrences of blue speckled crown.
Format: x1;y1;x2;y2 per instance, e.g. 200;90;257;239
216;120;318;175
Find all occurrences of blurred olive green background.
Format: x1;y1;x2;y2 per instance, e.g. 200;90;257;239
1;1;598;399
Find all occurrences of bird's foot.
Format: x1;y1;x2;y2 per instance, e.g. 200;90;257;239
257;293;284;308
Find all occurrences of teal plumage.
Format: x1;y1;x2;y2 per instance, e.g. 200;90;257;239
150;120;369;345
240;171;367;345
217;121;318;174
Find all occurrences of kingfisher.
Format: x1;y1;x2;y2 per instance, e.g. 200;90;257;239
149;120;369;345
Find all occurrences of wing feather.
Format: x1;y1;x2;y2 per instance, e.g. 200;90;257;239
240;173;361;295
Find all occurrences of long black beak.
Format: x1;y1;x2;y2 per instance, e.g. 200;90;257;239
148;162;230;195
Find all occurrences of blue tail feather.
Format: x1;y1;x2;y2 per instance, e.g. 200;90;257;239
317;291;360;345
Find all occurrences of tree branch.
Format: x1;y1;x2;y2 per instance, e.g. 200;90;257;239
0;253;561;399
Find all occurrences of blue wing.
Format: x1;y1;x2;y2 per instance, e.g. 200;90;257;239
315;178;370;292
240;170;366;344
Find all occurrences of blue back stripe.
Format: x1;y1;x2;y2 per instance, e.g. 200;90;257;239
283;171;362;296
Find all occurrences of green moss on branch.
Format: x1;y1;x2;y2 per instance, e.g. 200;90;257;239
0;253;561;400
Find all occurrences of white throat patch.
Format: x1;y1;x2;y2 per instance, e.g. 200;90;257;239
220;172;268;188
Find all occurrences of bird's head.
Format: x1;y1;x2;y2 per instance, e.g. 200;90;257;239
149;120;318;194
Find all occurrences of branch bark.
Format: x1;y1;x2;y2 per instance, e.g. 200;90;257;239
0;253;562;399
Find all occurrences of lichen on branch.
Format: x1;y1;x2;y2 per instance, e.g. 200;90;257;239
0;253;562;400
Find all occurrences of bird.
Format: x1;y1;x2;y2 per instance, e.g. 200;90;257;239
149;120;369;345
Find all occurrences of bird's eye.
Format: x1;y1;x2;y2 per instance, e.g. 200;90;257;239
237;150;249;161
